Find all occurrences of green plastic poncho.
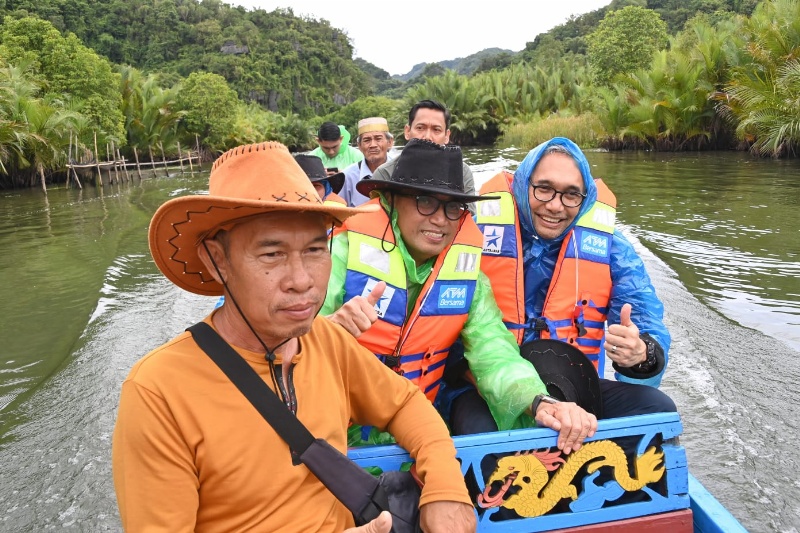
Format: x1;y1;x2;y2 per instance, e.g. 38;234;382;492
320;193;548;436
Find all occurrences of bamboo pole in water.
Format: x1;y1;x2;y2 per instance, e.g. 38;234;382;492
195;134;201;167
111;141;120;183
69;131;82;189
186;142;194;173
159;142;168;175
66;132;72;189
133;147;143;180
118;147;130;182
93;131;102;186
105;143;112;184
177;142;185;174
148;146;157;174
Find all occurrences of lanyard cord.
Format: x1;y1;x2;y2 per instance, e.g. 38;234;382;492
202;241;292;408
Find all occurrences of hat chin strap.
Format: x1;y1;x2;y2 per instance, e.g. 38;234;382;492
380;193;398;254
202;241;292;404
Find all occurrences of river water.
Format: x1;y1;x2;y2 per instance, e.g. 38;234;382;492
0;149;798;532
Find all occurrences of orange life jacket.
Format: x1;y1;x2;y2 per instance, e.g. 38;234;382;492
323;192;346;205
474;171;526;342
477;172;617;372
340;198;484;402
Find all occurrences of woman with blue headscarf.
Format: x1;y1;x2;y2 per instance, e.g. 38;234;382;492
459;137;676;432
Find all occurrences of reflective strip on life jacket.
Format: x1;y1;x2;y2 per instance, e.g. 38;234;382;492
540;180;616;374
476;171;526;343
323;192;347;206
340;199;483;402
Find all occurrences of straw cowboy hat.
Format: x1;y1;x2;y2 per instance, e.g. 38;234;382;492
149;142;377;296
294;154;345;194
356;138;495;204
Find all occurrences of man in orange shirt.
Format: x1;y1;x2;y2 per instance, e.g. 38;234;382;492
112;142;475;532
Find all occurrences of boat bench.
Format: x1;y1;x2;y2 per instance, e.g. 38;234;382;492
348;412;691;532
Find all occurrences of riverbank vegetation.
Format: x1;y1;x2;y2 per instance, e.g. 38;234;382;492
1;0;799;188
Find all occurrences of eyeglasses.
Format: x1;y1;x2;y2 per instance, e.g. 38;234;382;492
529;183;586;208
398;194;467;221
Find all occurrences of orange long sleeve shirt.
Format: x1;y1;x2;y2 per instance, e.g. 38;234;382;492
112;315;470;532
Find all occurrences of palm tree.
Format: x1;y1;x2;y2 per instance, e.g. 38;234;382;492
18;96;80;191
720;0;800;156
119;66;185;158
0;63;37;178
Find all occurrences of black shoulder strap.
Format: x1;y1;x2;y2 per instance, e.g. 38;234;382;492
188;322;392;526
187;322;314;454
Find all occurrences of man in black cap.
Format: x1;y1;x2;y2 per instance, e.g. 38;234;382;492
320;138;597;452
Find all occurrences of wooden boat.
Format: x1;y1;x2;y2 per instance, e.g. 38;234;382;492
348;412;747;532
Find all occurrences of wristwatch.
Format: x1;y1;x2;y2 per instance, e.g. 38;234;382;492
532;393;561;414
632;334;657;373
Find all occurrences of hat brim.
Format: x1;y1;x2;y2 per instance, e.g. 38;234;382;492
520;339;603;418
355;179;496;204
149;195;377;296
311;171;345;194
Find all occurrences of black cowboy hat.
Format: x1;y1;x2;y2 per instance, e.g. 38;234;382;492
294;154;345;194
356;138;496;203
521;339;603;418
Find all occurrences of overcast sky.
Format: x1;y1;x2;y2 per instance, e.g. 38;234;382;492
229;0;611;76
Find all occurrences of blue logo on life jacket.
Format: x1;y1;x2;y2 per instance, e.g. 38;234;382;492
478;223;517;257
438;285;467;309
482;226;504;254
580;233;609;258
361;278;395;318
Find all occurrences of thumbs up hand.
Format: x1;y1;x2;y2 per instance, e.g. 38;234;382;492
326;281;387;338
605;303;647;367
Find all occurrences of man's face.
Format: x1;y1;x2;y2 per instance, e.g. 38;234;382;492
317;137;342;158
394;193;461;265
358;132;393;168
203;212;332;346
404;108;450;145
527;152;584;240
312;182;326;198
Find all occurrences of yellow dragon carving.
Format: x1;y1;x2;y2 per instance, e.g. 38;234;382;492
477;440;665;517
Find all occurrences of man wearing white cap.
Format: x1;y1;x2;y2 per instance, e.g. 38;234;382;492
340;116;395;207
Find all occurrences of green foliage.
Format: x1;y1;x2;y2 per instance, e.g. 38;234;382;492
647;0;758;33
0;16;124;146
1;2;370;117
396;48;517;81
176;71;239;150
474;52;514;74
119;65;185;156
0;62;80;187
228;102;315;151
587;6;669;85
324;96;402;140
2;0;800;188
499;114;603;150
720;0;800;156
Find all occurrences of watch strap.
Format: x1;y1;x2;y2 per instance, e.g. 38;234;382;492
532;393;561;415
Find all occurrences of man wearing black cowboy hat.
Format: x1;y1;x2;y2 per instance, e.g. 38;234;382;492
321;138;597;453
294;153;347;205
